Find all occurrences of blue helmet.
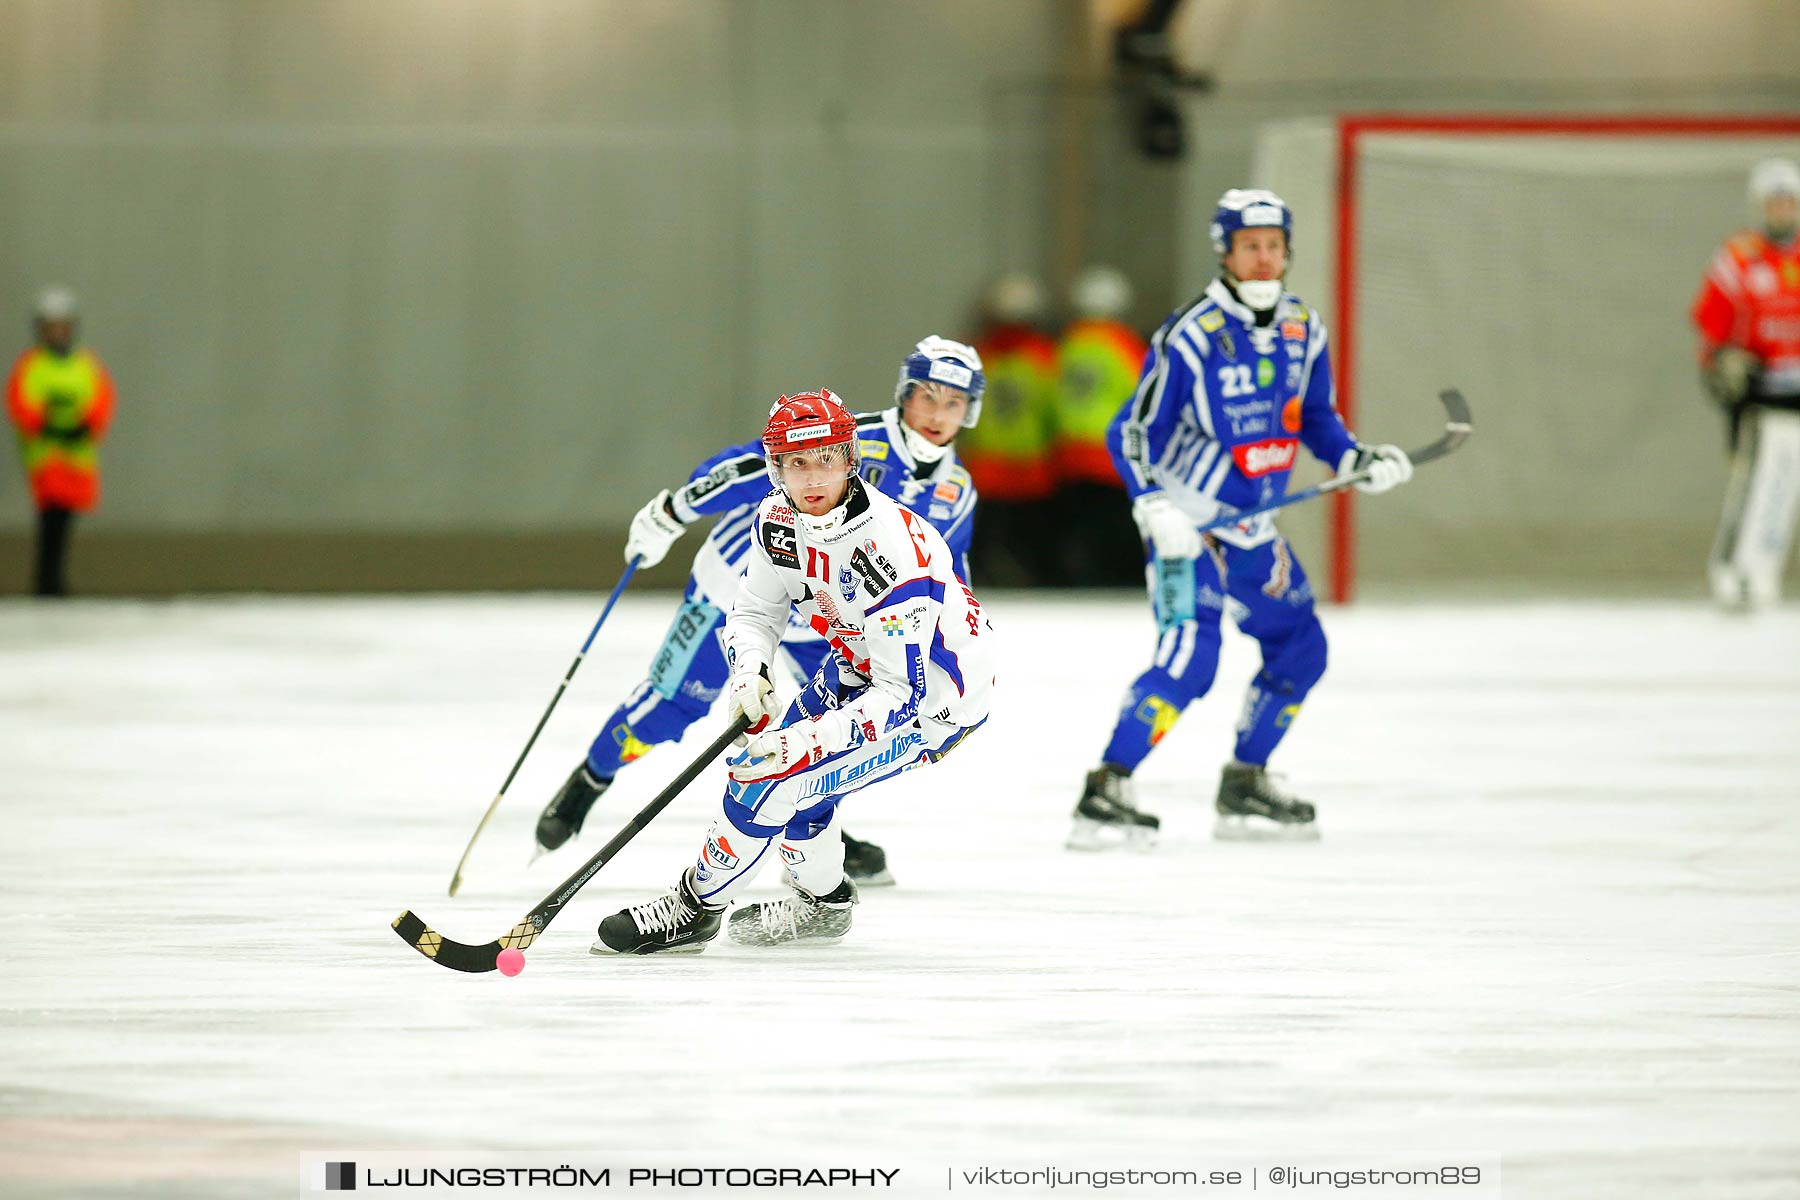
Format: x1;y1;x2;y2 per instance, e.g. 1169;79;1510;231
895;335;986;428
1209;188;1293;256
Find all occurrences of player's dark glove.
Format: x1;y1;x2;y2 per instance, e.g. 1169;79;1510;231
1704;347;1759;409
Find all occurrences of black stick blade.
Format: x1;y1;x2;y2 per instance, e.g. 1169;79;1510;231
1439;387;1472;431
391;910;543;974
1409;389;1474;467
393;717;747;976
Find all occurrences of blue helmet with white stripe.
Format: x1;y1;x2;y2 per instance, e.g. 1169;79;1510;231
895;335;986;429
1209;188;1293;256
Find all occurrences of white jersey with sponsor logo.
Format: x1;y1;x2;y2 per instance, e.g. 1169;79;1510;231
726;482;994;738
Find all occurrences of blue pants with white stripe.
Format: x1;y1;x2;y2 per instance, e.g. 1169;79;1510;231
1100;534;1327;773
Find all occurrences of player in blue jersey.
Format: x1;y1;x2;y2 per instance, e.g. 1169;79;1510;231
535;337;984;885
1068;189;1413;850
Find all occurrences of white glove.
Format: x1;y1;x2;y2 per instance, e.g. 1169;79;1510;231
1131;492;1202;561
1339;443;1414;495
624;489;686;568
730;719;830;783
726;668;776;744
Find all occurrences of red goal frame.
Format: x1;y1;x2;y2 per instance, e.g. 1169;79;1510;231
1328;113;1800;603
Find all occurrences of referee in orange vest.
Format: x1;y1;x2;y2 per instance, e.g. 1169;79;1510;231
7;289;116;596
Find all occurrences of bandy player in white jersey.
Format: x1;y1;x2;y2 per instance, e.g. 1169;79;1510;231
592;390;994;954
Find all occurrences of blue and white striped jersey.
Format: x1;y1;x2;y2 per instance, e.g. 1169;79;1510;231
854;408;976;585
673;408;978;609
668;437;771;607
1108;279;1358;547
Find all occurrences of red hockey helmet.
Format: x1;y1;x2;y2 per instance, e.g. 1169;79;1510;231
762;390;858;508
762;389;856;457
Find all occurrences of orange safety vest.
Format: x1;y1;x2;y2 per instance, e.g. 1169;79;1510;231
1054;318;1147;488
7;345;116;512
965;323;1059;501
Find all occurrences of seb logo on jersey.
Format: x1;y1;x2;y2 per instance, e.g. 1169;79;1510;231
1231;438;1299;477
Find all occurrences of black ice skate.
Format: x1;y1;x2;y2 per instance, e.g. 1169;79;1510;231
535;763;610;852
1066;765;1160;851
841;831;895;887
590;870;723;955
1214;761;1320;841
727;877;858;946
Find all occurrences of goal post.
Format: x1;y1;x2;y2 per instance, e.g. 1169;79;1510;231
1254;114;1800;601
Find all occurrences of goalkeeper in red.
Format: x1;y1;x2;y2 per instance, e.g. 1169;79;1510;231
592;390;993;954
1690;158;1800;610
1069;189;1412;849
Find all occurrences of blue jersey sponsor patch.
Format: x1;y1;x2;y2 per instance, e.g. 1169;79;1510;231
649;595;723;701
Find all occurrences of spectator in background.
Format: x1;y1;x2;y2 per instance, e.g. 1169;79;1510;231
1690;158;1800;610
7;288;115;597
1053;266;1147;586
964;273;1060;586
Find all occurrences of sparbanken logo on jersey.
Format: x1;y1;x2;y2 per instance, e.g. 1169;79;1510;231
1231;438;1298;477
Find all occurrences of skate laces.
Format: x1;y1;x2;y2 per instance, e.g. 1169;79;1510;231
629;887;697;935
1252;769;1296;804
755;893;813;942
1089;768;1133;809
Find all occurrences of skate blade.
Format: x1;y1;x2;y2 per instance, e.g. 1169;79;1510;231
1065;818;1158;853
533;818;576;856
845;868;896;887
727;929;851;948
588;938;712;956
1213;814;1320;843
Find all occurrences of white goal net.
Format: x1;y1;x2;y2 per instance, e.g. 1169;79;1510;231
1252;117;1800;598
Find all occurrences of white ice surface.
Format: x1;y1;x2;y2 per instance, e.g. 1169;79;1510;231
2;593;1798;1199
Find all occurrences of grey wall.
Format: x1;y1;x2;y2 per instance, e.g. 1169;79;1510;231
3;0;1798;593
1158;0;1800;315
0;0;1063;541
1169;0;1800;90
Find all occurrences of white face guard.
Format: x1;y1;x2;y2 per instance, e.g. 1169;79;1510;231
900;423;948;464
1233;277;1283;310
